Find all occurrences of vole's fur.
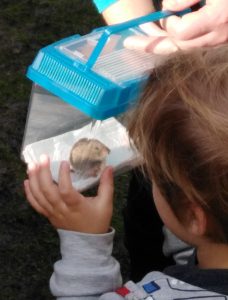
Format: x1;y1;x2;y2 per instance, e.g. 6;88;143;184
70;138;110;178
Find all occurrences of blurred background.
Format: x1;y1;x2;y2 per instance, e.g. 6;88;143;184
0;1;130;299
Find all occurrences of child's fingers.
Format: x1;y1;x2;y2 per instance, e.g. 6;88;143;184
97;166;114;205
27;162;54;213
38;155;62;206
58;161;72;191
58;161;83;205
24;180;50;218
38;154;53;188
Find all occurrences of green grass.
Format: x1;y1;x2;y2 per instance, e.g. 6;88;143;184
0;1;130;298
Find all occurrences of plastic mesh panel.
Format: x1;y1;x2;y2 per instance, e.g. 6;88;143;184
38;55;104;105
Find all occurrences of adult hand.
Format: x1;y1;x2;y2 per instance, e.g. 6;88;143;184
24;155;114;234
124;0;228;54
162;0;228;49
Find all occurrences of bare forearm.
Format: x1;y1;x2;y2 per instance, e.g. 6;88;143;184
102;0;155;24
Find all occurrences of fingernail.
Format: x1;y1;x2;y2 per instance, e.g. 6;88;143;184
40;154;48;164
28;162;36;171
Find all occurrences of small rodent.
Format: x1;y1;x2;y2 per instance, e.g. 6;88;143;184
69;138;110;178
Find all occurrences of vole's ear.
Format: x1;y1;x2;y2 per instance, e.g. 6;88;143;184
106;146;111;153
70;167;75;173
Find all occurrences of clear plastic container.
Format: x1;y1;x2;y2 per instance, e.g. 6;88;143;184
58;28;162;84
21;84;139;191
22;9;190;190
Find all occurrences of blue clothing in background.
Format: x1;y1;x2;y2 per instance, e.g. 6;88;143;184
93;0;118;13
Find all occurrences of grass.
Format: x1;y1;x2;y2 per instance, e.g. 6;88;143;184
0;1;130;298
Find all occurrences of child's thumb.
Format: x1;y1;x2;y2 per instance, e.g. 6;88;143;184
98;166;114;204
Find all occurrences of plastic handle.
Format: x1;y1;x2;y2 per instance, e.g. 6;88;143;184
86;8;190;68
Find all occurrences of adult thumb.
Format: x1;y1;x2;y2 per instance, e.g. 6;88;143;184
163;0;200;11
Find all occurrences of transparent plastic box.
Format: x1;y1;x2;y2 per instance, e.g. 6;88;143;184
21;84;140;191
22;9;190;191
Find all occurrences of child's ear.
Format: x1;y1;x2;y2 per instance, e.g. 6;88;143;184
187;203;207;237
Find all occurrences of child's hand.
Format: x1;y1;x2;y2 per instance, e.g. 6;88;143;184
24;155;114;234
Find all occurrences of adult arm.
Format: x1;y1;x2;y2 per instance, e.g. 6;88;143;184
100;0;155;24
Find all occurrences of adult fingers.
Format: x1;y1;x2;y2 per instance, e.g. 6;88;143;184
24;179;50;217
124;26;228;55
27;162;54;213
124;35;178;54
139;22;167;37
163;0;200;11
97;166;114;206
144;36;179;54
162;8;215;41
124;21;168;52
144;24;228;54
124;35;157;50
175;25;228;49
58;161;83;205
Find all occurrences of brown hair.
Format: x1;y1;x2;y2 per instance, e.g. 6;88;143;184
128;45;228;242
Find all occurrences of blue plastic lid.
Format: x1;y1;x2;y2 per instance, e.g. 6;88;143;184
27;9;190;120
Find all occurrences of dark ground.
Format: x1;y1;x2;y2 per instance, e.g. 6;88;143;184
0;1;130;299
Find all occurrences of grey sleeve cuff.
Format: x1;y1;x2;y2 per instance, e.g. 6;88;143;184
50;228;122;299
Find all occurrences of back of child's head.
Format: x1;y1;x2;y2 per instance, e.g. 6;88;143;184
128;45;228;243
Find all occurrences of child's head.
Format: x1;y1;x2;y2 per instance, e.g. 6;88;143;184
128;45;228;244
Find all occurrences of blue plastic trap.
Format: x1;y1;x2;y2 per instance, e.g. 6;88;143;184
27;9;190;120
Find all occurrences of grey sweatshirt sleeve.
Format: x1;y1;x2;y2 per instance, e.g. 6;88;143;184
50;228;122;300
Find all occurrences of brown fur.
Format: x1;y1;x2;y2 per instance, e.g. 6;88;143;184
70;138;110;178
